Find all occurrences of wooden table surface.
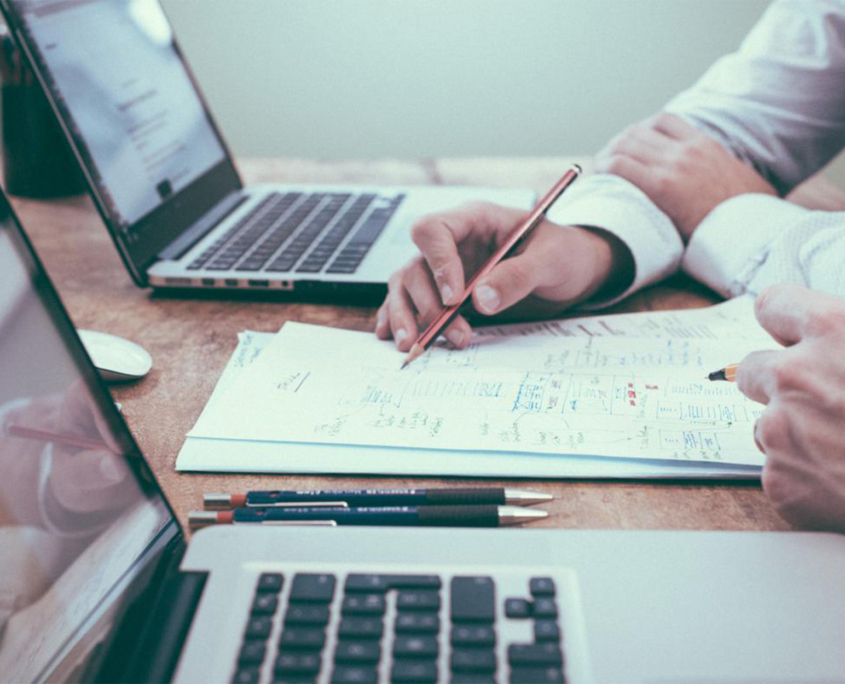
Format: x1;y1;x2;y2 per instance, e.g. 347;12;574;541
15;156;836;536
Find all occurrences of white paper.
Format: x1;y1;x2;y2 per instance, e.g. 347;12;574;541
188;298;776;467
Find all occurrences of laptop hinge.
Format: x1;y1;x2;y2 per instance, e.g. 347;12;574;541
157;189;248;262
86;535;208;683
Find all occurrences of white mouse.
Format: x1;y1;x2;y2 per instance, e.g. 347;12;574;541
77;330;153;382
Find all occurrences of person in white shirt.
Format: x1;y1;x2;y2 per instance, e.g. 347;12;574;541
375;0;845;532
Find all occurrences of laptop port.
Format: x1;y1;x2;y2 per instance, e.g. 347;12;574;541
224;279;239;287
247;280;270;288
201;278;215;287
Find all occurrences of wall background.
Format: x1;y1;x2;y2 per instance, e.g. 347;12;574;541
162;0;774;159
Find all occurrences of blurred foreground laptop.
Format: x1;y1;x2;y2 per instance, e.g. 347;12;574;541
0;0;533;296
3;190;845;684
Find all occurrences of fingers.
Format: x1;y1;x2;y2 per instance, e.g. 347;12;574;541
380;261;471;352
649;112;699;141
754;283;845;346
594;153;654;194
736;349;780;405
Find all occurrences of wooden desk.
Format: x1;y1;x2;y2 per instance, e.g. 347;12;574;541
16;157;840;535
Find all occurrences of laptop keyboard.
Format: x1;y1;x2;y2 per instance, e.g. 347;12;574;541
187;191;406;276
231;571;568;684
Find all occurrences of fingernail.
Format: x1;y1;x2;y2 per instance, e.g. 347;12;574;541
396;328;409;344
376;312;385;330
440;284;454;305
475;285;500;313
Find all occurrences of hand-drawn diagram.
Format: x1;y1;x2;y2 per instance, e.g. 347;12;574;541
191;299;777;467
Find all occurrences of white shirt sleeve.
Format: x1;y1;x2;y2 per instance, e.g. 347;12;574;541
665;0;845;196
546;174;684;306
684;193;845;297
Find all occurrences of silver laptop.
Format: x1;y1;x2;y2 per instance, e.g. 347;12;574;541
0;0;533;296
3;190;845;684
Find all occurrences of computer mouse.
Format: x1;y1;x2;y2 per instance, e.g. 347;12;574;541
77;330;153;383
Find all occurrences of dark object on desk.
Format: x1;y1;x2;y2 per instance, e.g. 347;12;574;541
189;505;549;529
203;487;554;510
0;30;85;198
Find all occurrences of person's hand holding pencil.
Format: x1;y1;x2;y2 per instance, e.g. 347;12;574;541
376;168;635;356
727;284;845;533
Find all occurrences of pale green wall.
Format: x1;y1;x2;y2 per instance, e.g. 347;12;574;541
161;0;773;159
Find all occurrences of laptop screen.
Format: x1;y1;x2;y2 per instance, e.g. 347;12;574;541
2;0;240;278
0;194;177;682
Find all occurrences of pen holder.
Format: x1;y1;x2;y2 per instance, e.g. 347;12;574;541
1;57;85;198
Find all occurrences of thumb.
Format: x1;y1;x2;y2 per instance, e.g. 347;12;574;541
472;254;539;315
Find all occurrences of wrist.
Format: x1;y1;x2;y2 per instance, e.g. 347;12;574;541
576;225;635;303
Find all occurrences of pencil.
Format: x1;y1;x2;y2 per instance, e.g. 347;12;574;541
401;164;582;369
706;363;739;382
6;424;114;452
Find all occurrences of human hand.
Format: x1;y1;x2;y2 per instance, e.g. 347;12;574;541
594;112;776;241
375;202;633;351
48;382;132;515
736;284;845;532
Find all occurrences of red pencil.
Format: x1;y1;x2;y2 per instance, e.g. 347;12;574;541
6;424;114;452
401;165;582;369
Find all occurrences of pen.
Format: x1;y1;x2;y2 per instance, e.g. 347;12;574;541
189;505;548;529
706;363;739;382
6;424;114;452
401;165;582;369
203;487;553;510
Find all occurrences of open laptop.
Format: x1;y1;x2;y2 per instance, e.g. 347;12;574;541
3;191;845;684
0;0;533;296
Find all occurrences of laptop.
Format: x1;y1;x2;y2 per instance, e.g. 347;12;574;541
0;0;533;296
2;191;845;684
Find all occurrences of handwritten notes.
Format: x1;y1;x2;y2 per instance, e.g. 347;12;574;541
188;297;777;467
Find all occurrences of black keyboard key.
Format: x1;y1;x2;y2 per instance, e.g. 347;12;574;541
295;262;325;273
505;598;532;619
510;667;565;683
244;615;273;640
334;640;381;664
267;259;297;272
279;628;326;650
325;264;357;274
330;665;378;684
534;620;561;642
342;594;386;616
345;573;442;593
508;643;564;667
395;613;440;634
285;604;330;626
451;577;495;622
451;624;495;648
275;652;322;676
232;666;261;684
529;577;556;597
238;641;267;665
450;648;496;672
338;617;384;640
397;590;441;612
533;598;559;619
257;573;285;593
391;659;437;683
252;593;279;615
450;674;495;684
393;635;439;659
290;574;336;603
